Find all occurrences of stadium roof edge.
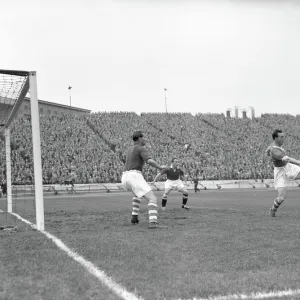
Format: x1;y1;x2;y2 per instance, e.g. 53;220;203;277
24;97;91;113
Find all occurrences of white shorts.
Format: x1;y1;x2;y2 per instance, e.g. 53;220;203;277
121;170;151;198
274;163;300;190
165;179;185;191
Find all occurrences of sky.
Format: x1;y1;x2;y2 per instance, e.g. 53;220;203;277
1;0;300;117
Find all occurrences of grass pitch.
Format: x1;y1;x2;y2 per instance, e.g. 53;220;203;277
1;189;300;300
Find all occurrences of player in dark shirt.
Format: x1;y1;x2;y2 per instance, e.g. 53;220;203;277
153;158;189;210
121;131;167;228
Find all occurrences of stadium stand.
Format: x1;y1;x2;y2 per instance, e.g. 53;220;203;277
0;112;299;185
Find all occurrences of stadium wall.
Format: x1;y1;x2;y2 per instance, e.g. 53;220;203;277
18;97;91;117
11;179;300;196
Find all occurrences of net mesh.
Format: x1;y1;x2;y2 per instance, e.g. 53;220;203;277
0;73;29;125
0;71;31;231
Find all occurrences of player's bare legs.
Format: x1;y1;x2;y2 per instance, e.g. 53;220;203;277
161;187;172;210
270;187;286;217
270;171;300;217
178;187;189;210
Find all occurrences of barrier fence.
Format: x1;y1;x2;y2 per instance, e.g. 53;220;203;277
6;178;300;197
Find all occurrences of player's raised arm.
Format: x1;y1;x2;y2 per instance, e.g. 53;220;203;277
271;146;300;166
139;144;166;170
146;158;166;170
282;156;300;166
153;167;168;183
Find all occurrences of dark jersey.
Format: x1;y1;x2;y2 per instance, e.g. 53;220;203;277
161;167;184;180
124;143;151;172
270;145;287;167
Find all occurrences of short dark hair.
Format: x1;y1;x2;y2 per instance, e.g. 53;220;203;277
132;131;143;141
272;129;283;140
171;157;178;162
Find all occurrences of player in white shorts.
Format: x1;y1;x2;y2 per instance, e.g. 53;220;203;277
266;129;300;217
121;131;166;229
153;158;189;210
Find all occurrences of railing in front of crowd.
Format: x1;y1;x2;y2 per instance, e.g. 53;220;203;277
5;178;300;198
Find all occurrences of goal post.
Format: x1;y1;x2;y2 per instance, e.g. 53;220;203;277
0;69;44;230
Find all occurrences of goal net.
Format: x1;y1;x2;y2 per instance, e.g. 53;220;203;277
0;69;44;231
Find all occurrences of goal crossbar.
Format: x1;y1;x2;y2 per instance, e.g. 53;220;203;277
0;69;30;77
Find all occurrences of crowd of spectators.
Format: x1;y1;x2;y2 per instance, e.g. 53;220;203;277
0;114;123;185
0;111;299;185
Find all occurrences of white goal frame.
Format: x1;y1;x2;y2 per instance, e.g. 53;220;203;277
0;69;44;230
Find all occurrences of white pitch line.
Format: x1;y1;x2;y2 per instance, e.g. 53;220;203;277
180;289;300;300
9;212;144;300
4;211;300;300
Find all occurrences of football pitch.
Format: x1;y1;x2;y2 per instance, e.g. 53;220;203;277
1;188;300;300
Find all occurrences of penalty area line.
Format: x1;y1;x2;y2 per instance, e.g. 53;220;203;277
180;288;300;300
8;211;144;300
